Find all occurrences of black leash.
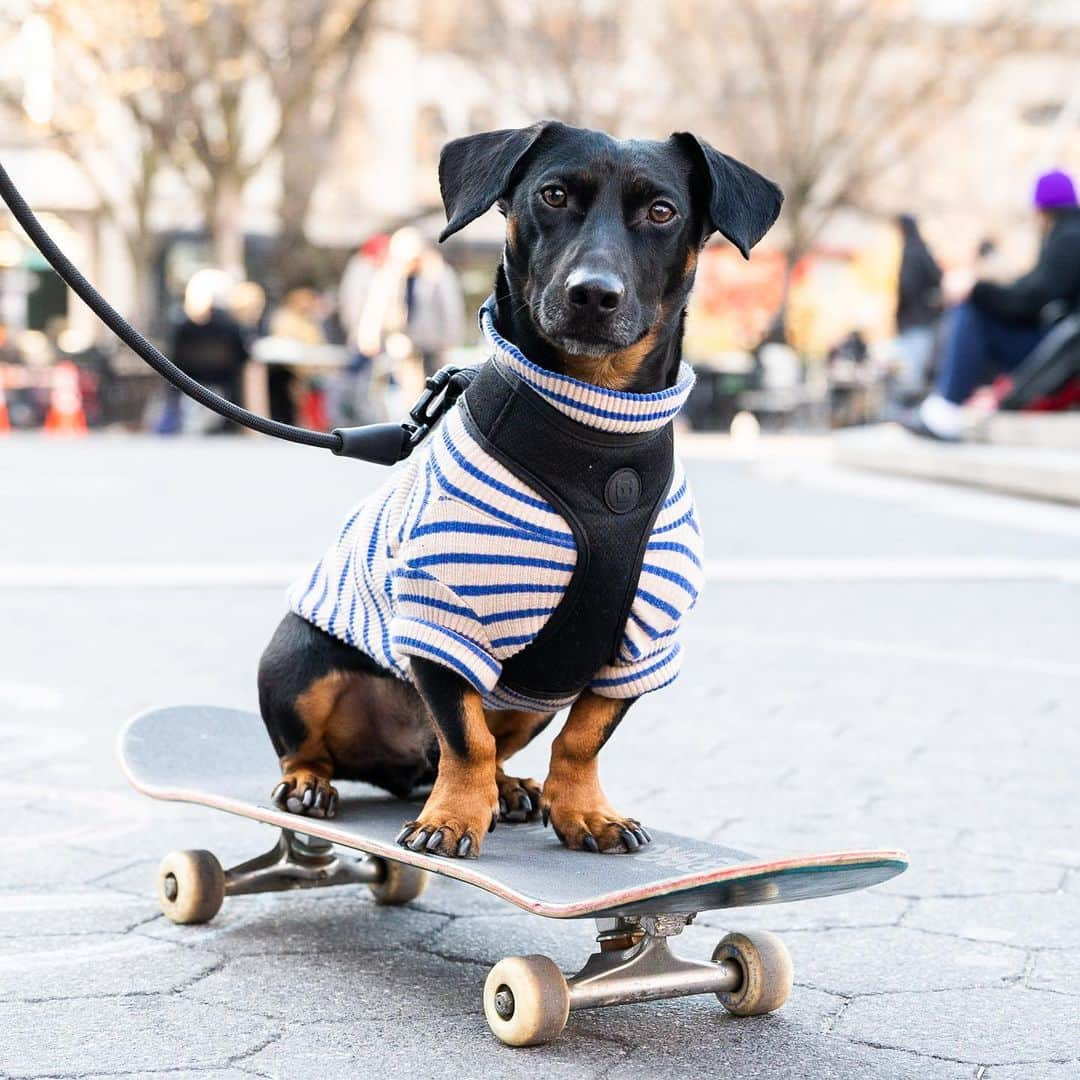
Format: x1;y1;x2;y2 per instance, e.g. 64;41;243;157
0;161;473;463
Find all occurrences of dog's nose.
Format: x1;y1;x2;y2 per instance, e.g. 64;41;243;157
565;268;624;316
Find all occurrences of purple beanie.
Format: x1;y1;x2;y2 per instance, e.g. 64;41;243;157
1033;169;1078;210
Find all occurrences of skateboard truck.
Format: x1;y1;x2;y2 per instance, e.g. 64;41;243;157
483;913;793;1046
156;829;428;925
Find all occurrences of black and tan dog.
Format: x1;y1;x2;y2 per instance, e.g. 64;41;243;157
258;122;782;859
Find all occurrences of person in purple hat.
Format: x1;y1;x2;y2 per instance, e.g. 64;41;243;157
907;168;1080;440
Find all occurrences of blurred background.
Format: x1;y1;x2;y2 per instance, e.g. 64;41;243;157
0;0;1078;453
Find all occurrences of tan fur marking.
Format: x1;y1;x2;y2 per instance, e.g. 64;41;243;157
486;709;548;821
558;323;662;390
405;688;499;855
542;692;643;851
281;672;348;778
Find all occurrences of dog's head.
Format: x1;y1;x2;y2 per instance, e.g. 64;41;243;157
438;122;782;390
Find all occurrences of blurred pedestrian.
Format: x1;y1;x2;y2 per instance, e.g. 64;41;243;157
269;285;327;427
160;269;247;434
891;213;942;405
356;228;465;400
333;235;390;426
907;169;1080;440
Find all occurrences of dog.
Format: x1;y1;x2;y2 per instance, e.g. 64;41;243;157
258;122;782;859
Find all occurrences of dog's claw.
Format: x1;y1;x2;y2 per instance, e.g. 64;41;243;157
327;793;338;818
639;825;651;843
313;789;327;813
489;814;497;833
520;794;533;814
425;829;444;852
408;830;430;852
456;836;472;857
301;786;315;809
396;824;416;844
271;782;288;806
583;834;600;853
499;797;508;816
541;806;550;827
620;829;640;852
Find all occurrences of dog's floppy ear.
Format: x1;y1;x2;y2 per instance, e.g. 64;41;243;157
438;123;554;242
672;133;783;259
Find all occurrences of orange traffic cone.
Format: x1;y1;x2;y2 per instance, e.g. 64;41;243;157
0;379;10;434
44;360;87;435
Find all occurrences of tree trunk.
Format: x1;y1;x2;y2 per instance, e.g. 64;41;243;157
209;173;246;279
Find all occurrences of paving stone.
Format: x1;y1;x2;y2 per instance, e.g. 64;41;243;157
1027;948;1080;997
0;887;156;936
606;1029;973;1080
985;1063;1080;1080
781;926;1023;995
964;826;1080;869
77;1072;259;1080
0;998;277;1077
904;892;1080;949
189;948;485;1021
875;849;1065;899
0;934;219;1001
140;888;450;956
243;1017;625;1080
697;889;910;933
835;985;1080;1064
0;844;132;891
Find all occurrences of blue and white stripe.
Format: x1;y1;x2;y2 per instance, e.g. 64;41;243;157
289;308;702;711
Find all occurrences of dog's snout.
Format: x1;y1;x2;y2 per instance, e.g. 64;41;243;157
565;269;625;316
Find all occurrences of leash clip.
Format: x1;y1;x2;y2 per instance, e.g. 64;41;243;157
332;363;477;465
404;364;478;450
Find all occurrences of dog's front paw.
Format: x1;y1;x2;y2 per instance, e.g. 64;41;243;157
271;770;338;818
497;772;542;823
396;786;499;859
542;781;650;853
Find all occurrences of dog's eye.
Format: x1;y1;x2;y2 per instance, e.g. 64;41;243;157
648;201;677;224
541;185;567;208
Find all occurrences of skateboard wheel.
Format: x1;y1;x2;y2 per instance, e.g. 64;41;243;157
157;849;225;925
483;955;570;1047
713;930;793;1016
368;859;429;906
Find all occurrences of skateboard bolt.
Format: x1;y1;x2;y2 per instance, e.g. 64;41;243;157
493;986;515;1020
162;873;178;902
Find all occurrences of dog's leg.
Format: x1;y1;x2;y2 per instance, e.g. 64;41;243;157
486;710;553;822
541;691;651;853
396;658;500;858
267;671;344;818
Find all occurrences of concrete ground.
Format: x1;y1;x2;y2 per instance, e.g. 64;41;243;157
2;432;1079;1079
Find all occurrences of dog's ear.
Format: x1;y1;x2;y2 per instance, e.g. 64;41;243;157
672;133;783;259
438;123;555;242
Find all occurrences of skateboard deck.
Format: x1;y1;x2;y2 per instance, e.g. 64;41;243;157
120;705;907;919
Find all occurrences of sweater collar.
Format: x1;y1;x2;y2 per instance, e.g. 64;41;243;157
478;299;694;435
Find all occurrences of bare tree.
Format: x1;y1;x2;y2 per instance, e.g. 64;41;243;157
3;0;377;287
673;0;1058;323
451;0;638;133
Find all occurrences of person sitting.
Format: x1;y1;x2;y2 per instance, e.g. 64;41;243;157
907;169;1080;441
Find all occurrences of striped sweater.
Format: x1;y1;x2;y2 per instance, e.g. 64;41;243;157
289;306;703;712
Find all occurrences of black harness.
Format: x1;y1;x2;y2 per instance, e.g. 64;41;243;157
460;359;674;703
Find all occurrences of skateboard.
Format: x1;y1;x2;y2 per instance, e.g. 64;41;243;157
120;705;907;1046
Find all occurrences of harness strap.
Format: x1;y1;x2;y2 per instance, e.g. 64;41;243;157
460;359;674;701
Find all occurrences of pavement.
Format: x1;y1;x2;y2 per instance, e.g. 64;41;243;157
2;431;1079;1079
